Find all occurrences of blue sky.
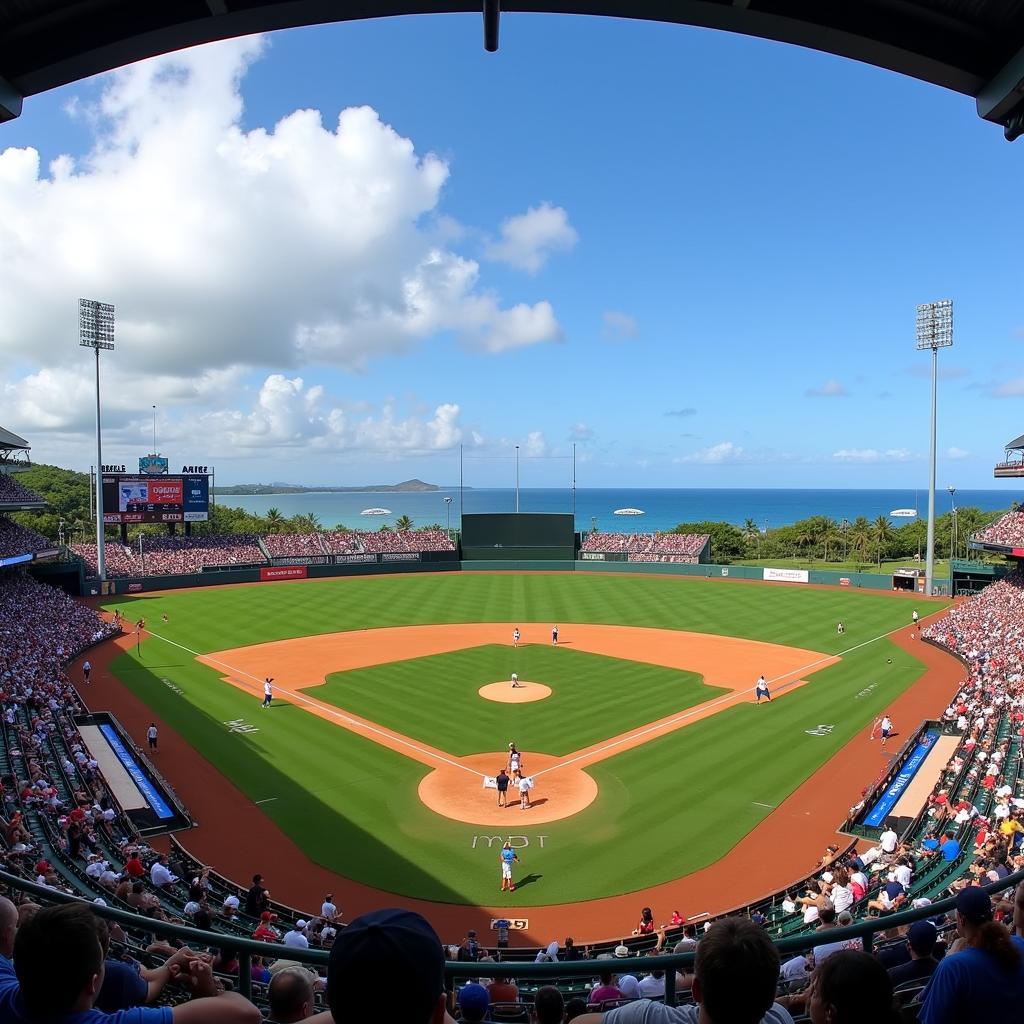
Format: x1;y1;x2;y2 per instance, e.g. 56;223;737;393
0;14;1021;489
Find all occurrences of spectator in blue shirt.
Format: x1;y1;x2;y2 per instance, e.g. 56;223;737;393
0;903;260;1024
920;887;1024;1024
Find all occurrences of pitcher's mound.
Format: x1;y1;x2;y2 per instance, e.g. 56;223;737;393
479;681;551;703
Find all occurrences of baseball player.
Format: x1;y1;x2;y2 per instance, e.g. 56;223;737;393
513;627;520;648
879;714;893;748
754;674;771;703
508;743;522;775
83;660;91;685
551;625;559;646
499;841;519;891
511;672;520;688
262;678;274;708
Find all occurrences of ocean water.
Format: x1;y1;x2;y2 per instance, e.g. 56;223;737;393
217;487;1019;533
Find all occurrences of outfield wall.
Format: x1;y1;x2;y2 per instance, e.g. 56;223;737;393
81;556;907;594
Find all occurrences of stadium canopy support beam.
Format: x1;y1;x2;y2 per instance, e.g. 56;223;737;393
977;45;1024;141
0;77;23;122
483;0;500;52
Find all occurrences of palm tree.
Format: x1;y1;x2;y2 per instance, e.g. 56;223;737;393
821;522;841;563
265;507;286;534
795;529;813;561
395;514;414;532
291;513;322;534
872;514;894;568
743;518;760;558
849;517;872;566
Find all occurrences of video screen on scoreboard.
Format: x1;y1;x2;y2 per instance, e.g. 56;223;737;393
102;475;209;524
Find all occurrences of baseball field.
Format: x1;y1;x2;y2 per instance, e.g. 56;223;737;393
98;572;947;916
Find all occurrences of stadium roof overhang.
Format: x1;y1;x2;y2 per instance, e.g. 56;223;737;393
1;2;1024;139
1005;433;1024;450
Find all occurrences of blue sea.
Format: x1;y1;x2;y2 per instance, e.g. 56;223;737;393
217;487;1020;533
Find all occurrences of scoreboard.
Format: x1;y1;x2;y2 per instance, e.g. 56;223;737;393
102;474;210;525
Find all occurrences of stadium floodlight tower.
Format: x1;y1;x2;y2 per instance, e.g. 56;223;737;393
79;299;115;581
916;299;953;597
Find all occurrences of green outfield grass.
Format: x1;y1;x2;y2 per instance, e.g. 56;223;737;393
103;573;946;905
317;644;719;756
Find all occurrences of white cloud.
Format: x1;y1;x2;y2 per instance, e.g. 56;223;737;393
677;441;746;464
601;310;639;341
805;379;848;398
0;37;562;395
524;431;549;458
832;448;916;463
484;202;578;272
947;446;971;460
202;374;464;453
666;408;697;418
569;423;594;441
991;379;1024;397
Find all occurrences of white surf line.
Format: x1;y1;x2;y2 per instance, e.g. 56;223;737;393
531;622;913;780
139;630;484;779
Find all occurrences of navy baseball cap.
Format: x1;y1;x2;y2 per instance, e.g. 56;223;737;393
955;886;993;924
327;908;444;1020
458;983;490;1017
906;920;937;955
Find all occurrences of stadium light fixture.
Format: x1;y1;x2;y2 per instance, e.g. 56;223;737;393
444;495;453;539
79;299;115;582
916;300;953;597
515;445;520;514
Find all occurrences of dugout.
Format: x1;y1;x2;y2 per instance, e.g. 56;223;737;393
891;567;925;592
460;512;576;561
949;557;1010;596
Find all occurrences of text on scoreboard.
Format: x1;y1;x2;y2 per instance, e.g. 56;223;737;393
102;474;209;524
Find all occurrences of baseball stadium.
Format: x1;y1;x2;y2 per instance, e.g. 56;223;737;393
3;4;1024;1024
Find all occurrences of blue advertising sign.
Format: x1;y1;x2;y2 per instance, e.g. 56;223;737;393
139;455;169;475
99;724;175;819
182;474;209;522
864;730;938;828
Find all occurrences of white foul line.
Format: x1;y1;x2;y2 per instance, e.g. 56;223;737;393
530;621;913;780
137;629;483;778
141;618;913;784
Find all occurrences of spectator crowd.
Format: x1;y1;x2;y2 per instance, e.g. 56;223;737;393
581;533;709;564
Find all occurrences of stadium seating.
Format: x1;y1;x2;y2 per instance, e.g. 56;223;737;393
261;532;328;557
581;532;709;563
0;474;44;505
972;509;1024;548
71;535;267;577
0;517;52;559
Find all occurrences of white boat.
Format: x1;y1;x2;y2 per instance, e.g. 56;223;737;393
889;508;918;518
613;508;645;516
360;508;391;516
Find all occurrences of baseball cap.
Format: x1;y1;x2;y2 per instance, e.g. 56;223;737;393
457;983;489;1016
295;920;308;930
327;908;444;1022
614;944;630;958
955;886;993;924
907;920;938;955
223;895;240;908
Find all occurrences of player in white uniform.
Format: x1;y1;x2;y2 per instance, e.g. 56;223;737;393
508;743;521;774
511;672;520;688
513;628;520;648
262;678;273;708
754;674;771;703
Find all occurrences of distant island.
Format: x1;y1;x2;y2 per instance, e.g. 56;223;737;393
213;479;451;495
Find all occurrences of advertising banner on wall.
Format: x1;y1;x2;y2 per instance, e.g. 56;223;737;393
763;567;809;584
259;565;308;581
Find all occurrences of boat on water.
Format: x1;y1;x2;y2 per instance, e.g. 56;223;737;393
613;508;645;516
360;508;391;516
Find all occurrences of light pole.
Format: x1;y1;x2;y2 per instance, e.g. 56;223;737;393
444;496;453;540
515;445;520;513
80;299;115;581
916;299;953;597
152;405;157;453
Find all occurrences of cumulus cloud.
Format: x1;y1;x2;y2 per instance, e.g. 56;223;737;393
601;310;639;341
805;379;848;398
569;423;594;441
677;441;746;464
201;375;464;453
947;446;971;460
484;202;578;272
0;37;562;392
524;431;549;458
832;448;916;463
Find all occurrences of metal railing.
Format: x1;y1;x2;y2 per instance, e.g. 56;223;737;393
2;867;1021;1006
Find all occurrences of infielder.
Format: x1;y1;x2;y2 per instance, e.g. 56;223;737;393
499;841;519;891
513;627;520;648
262;678;274;708
754;674;771;703
551;625;559;646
